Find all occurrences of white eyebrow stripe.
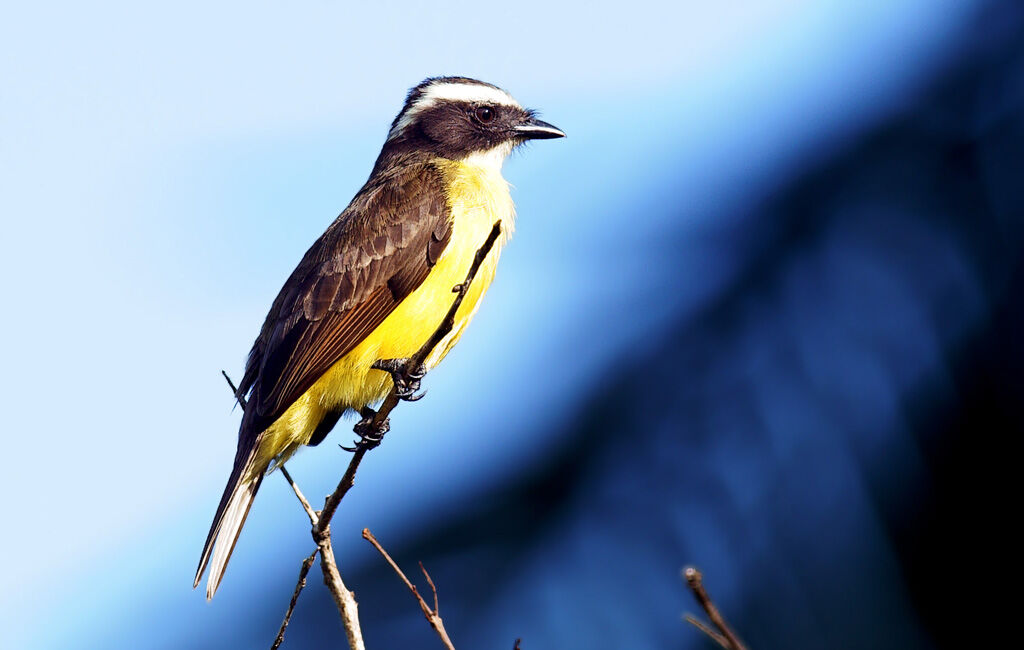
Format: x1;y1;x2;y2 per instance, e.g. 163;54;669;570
388;81;521;140
419;82;520;107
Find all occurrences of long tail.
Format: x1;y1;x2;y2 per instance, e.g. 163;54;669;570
194;451;265;599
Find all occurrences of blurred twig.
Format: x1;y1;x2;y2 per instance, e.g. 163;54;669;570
682;567;748;650
684;615;729;648
271;549;318;650
226;221;502;650
363;528;456;650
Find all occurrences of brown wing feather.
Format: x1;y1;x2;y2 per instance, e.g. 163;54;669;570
239;161;452;435
198;158;452;596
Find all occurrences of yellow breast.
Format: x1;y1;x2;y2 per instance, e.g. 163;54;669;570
254;157;515;470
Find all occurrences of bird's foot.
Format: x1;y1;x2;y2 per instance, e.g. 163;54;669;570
341;406;390;451
371;357;427;401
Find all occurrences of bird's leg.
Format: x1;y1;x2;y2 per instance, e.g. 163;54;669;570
342;406;391;452
371;357;427;401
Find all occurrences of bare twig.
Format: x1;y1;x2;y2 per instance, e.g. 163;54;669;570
315;220;503;533
227;221;502;650
684;614;729;648
280;465;318;525
222;375;363;650
317;528;365;650
513;639;522;650
363;528;456;650
683;567;748;650
271;549;318;650
420;561;439;614
221;369;246;409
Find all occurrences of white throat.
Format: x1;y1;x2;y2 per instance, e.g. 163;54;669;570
461;142;513;172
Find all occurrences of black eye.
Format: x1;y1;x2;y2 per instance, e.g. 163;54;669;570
475;105;495;123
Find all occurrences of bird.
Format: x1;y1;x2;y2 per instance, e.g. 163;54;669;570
194;76;564;599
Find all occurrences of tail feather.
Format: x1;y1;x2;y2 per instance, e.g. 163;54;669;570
194;455;264;599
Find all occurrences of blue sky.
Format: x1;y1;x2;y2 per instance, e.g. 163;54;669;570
0;1;979;646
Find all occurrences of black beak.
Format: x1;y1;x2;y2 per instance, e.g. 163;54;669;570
514;116;566;140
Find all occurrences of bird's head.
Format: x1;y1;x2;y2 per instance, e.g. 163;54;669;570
378;76;564;171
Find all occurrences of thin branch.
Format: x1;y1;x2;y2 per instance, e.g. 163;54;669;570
280;465;318;525
221;369;247;409
222;375;363;650
513;639;522;650
315;220;503;534
228;221;501;650
682;567;748;650
420;561;439;614
363;528;456;650
271;549;318;650
684;614;729;648
309;222;498;648
317;529;365;650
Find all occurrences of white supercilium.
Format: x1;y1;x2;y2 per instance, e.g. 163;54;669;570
388;81;521;140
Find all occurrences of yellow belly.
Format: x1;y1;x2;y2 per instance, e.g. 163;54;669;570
252;158;514;472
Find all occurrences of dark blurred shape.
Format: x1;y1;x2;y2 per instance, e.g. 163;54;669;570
194;2;1024;647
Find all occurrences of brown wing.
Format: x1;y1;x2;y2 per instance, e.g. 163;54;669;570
237;161;452;435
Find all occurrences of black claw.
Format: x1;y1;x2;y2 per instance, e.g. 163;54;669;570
342;407;390;451
371;357;428;402
393;377;421;400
